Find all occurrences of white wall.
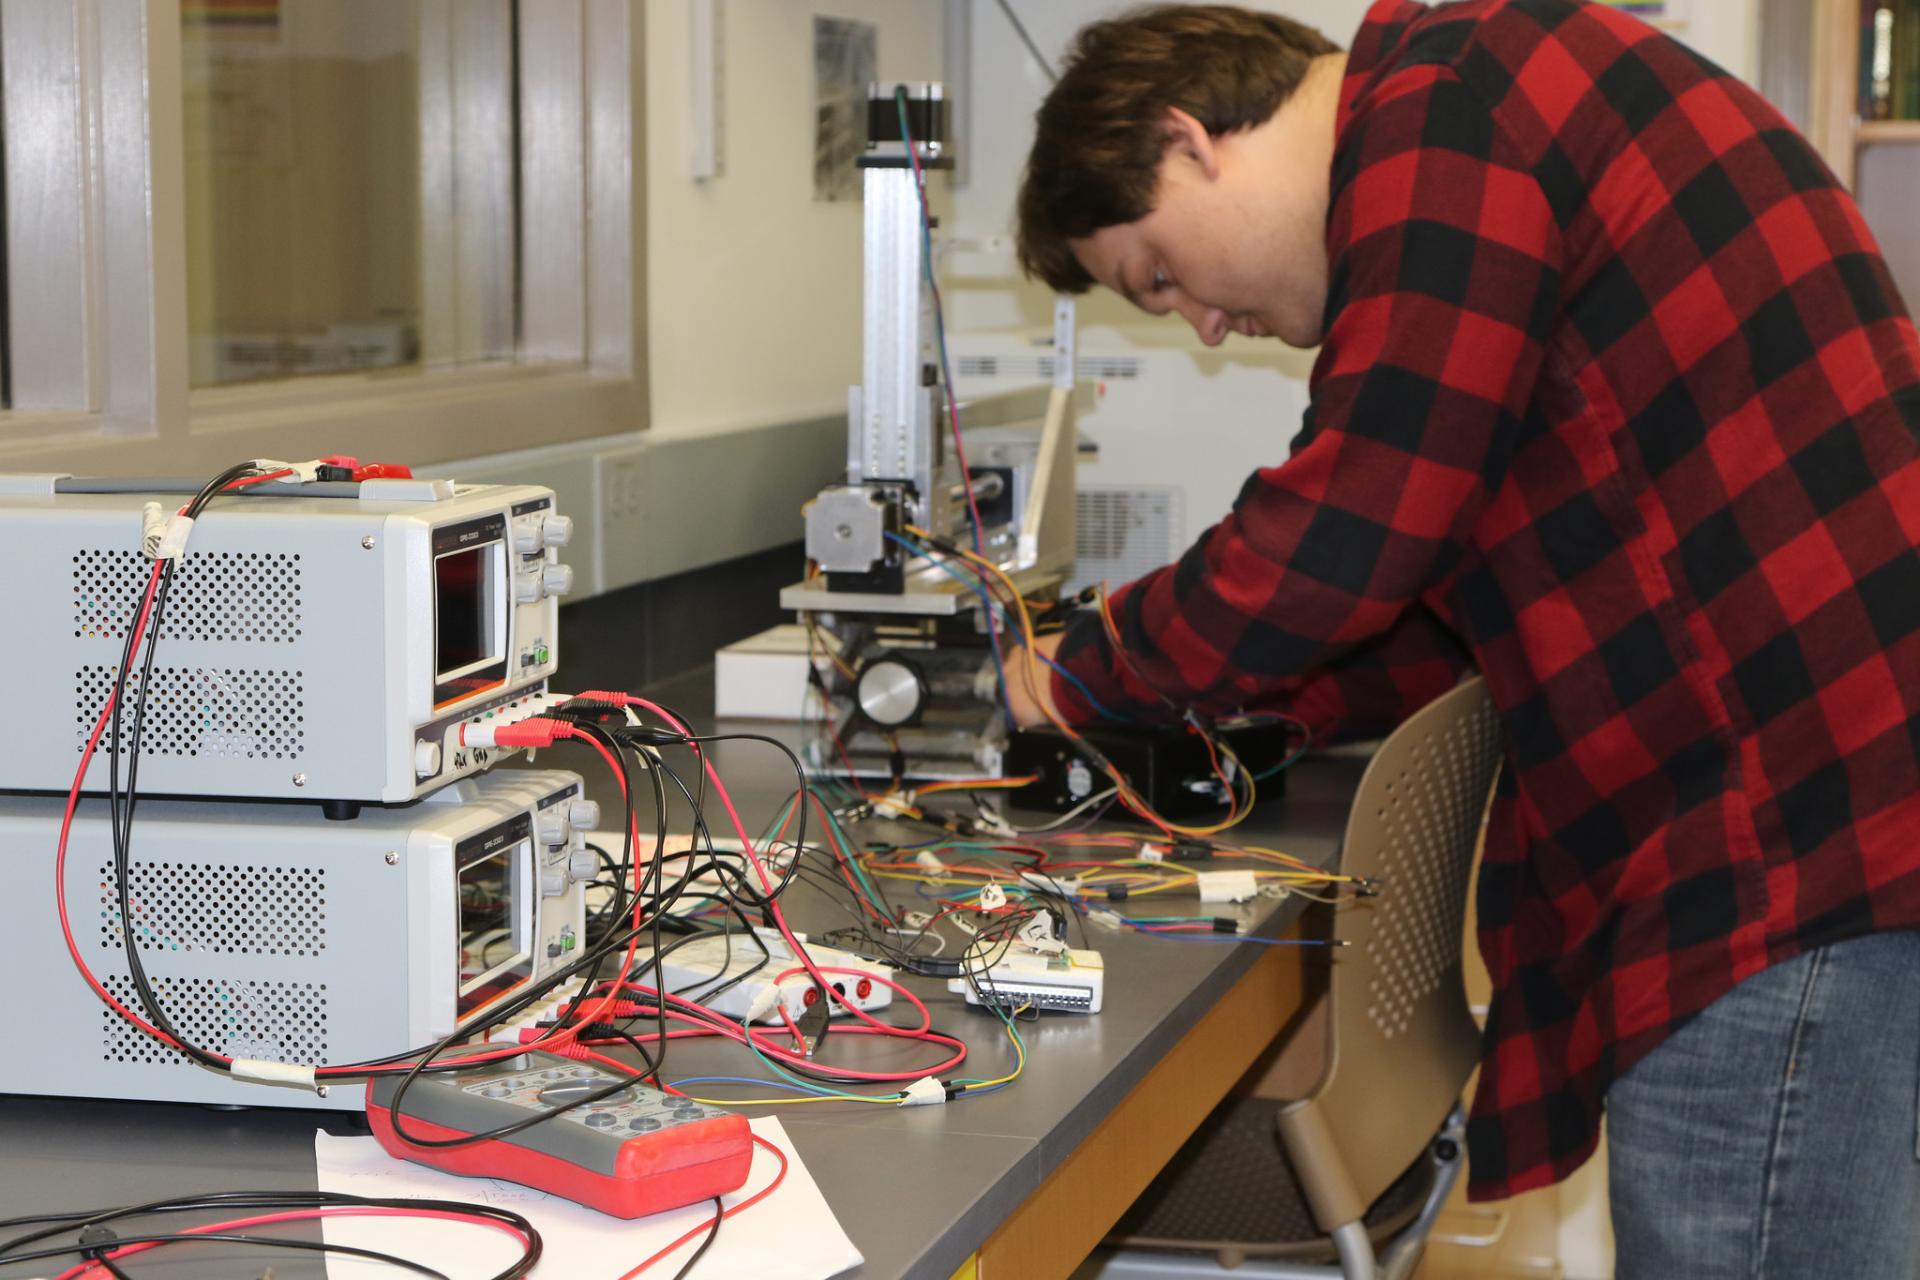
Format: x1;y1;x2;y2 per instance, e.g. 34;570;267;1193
945;0;1759;551
952;0;1757;331
643;0;946;436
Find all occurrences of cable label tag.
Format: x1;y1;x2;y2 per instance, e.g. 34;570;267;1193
898;1076;946;1107
1196;870;1258;904
152;513;195;561
231;1058;320;1091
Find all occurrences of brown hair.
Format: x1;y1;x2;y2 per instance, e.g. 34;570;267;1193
1016;5;1340;293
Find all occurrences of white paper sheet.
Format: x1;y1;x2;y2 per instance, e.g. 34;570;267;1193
314;1115;861;1279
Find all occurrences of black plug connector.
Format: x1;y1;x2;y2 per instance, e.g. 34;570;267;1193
795;991;831;1056
905;957;963;978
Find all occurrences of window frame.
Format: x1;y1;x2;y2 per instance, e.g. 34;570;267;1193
0;0;645;475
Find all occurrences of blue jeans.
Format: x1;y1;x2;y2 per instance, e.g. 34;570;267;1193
1608;929;1920;1279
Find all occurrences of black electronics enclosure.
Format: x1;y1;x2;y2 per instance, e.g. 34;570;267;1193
1005;720;1293;820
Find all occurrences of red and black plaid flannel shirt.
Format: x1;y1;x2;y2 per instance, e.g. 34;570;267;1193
1050;0;1920;1199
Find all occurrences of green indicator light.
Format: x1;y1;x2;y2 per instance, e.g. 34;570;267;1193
536;647;551;664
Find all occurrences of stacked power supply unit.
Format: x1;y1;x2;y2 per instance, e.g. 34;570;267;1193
0;471;597;1109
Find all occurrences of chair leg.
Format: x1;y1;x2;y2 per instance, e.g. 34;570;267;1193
1331;1221;1377;1280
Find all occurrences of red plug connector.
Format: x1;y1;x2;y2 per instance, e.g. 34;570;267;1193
460;717;571;749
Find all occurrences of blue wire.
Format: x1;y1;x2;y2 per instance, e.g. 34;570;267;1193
884;531;1018;729
666;1075;840;1098
894;92;1023;734
884;531;1129;725
1125;930;1336;947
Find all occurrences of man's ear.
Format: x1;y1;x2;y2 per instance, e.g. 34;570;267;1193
1159;107;1220;181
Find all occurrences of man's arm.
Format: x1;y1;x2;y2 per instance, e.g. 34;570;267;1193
1243;603;1473;743
1008;603;1471;743
1051;69;1561;725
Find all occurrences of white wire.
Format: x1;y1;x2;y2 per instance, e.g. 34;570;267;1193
1002;787;1120;834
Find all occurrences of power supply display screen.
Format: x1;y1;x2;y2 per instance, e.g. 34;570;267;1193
457;838;530;1010
435;545;494;671
433;515;509;708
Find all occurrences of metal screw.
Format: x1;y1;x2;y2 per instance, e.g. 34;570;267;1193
361;536;376;549
384;851;399;866
834;525;852;541
291;773;307;787
316;1085;330;1099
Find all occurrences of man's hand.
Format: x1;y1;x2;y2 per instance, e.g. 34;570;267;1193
1002;630;1068;729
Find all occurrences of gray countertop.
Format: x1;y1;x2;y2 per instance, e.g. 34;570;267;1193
0;672;1365;1280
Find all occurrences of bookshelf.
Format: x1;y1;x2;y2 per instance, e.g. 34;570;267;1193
1856;117;1920;139
1810;0;1920;303
1813;0;1920;188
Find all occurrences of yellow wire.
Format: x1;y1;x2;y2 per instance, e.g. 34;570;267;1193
905;525;1252;838
957;1003;1030;1092
682;1093;896;1107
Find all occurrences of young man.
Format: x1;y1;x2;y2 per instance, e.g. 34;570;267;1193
1012;3;1920;1275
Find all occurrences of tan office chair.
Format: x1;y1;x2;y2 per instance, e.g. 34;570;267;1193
1078;675;1503;1280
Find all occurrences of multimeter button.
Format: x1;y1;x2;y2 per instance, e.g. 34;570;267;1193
538;1080;601;1106
629;1117;661;1131
586;1112;617;1128
481;1085;511;1098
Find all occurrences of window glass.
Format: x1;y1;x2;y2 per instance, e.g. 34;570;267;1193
182;0;425;387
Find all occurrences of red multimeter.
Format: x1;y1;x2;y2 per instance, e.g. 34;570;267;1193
366;1051;752;1219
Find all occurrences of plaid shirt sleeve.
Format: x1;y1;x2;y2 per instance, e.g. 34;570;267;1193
1244;604;1474;744
1051;66;1561;738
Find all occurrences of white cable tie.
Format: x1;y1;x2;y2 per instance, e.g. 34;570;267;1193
873;794;916;820
1088;908;1124;930
903;911;934;929
153;514;195;561
139;502;167;558
897;1076;947;1107
914;850;948;873
1016;916;1067;956
974;809;1016;837
1196;870;1259;904
978;882;1007;911
231;1058;320;1091
742;986;783;1024
1139;847;1166;864
286;458;327;483
1019;870;1079;897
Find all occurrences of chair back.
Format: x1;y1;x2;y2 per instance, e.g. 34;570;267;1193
1277;675;1502;1229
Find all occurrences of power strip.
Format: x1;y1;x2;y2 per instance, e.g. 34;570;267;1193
658;927;893;1025
948;947;1105;1014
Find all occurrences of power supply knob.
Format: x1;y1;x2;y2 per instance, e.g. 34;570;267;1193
543;515;574;548
536;813;570;847
541;867;568;897
413;739;442;778
568;847;598;882
567;798;601;831
514;572;543;604
513;521;543;554
542;564;574;599
855;654;928;728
